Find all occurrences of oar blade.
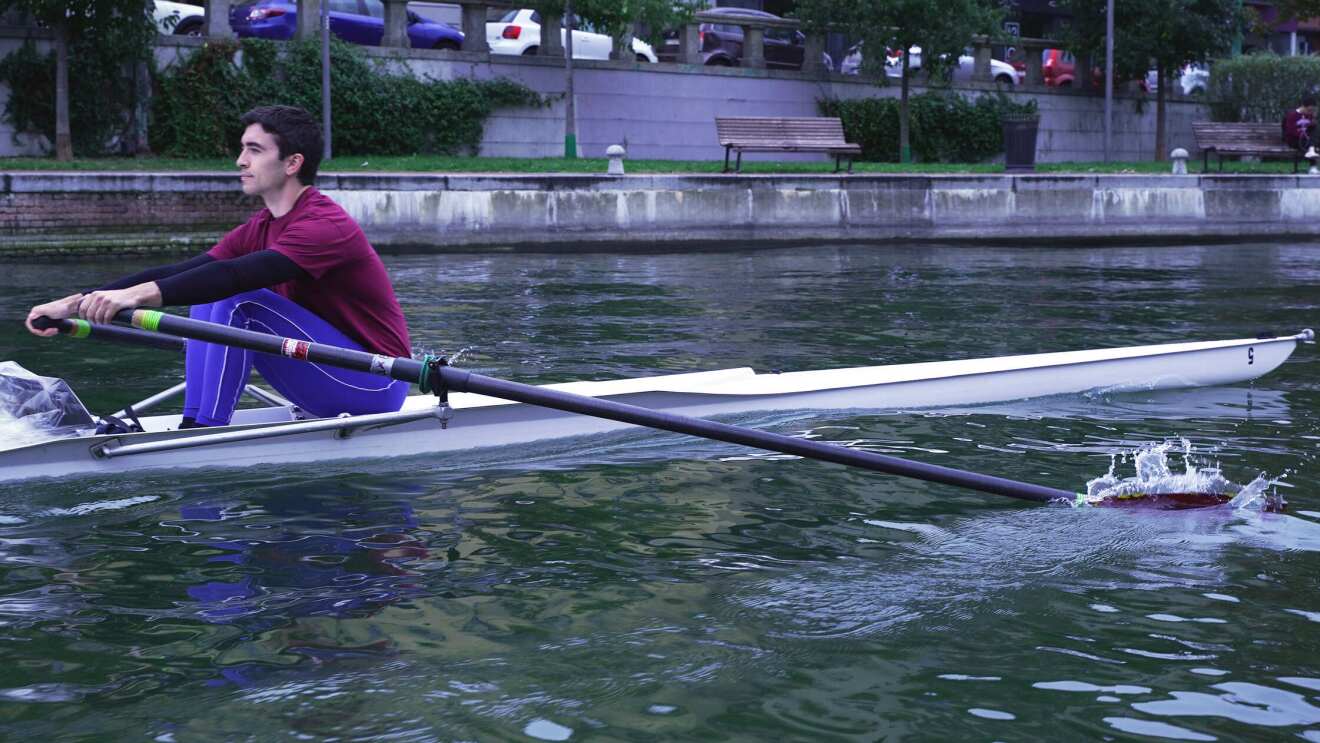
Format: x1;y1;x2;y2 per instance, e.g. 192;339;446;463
1090;491;1286;512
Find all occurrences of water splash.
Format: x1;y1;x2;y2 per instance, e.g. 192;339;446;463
411;346;478;366
1077;439;1284;512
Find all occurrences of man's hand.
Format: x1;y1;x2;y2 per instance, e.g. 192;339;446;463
77;283;163;325
25;294;85;337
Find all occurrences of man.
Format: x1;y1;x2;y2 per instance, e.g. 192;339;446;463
26;105;410;428
1282;96;1317;160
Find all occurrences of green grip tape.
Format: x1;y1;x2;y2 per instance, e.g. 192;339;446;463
135;310;163;332
69;319;91;338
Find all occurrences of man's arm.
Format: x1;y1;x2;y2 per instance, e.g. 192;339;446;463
26;252;308;336
77;251;308;326
155;250;308;306
91;253;216;292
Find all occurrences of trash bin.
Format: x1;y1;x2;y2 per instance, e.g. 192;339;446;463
1002;113;1040;173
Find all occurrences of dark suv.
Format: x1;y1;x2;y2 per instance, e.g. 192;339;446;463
660;8;811;69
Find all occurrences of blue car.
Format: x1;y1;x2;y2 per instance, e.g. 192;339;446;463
230;0;464;50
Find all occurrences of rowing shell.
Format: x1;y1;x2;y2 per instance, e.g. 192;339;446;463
1;330;1311;484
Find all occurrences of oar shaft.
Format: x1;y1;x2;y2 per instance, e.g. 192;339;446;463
97;309;1070;503
439;367;1071;503
115;309;426;382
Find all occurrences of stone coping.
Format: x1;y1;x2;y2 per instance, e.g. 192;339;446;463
6;171;1320;193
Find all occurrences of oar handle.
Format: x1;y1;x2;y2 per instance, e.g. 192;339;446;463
31;316;185;351
98;308;1076;504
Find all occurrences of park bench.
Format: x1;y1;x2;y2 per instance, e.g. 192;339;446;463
1192;121;1301;173
716;116;862;173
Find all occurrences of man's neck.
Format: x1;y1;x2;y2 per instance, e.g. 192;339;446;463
263;183;311;218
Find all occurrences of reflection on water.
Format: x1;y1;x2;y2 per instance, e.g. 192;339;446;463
0;242;1317;740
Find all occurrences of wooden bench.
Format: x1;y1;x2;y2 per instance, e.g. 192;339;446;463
1192;121;1302;173
716;116;862;173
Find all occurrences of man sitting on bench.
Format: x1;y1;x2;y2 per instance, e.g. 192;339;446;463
1283;96;1317;162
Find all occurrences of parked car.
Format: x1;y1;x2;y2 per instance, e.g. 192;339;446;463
1145;63;1209;96
229;0;464;50
154;0;205;36
659;7;830;70
487;9;658;62
842;43;1018;85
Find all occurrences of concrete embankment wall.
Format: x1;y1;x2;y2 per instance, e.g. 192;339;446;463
3;172;1320;258
0;29;1210;164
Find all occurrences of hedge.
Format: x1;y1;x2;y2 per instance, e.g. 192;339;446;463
151;38;543;157
819;93;1038;163
1209;53;1320;123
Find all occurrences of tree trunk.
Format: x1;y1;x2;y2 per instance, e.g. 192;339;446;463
53;23;72;161
900;49;911;163
130;59;152;157
563;0;577;158
1154;59;1167;161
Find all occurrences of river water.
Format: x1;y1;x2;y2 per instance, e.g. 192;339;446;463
0;243;1317;740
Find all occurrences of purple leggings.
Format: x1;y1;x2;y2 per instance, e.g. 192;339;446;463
183;289;409;426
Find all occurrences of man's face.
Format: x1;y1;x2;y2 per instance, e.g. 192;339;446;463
236;123;301;197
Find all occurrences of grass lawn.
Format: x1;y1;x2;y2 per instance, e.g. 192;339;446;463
0;154;1306;175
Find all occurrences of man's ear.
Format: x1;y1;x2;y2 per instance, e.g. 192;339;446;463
285;153;304;177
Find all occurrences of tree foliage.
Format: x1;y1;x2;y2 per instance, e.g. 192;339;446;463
1059;0;1242;158
1060;0;1241;81
0;0;157;158
796;0;1004;162
535;0;705;48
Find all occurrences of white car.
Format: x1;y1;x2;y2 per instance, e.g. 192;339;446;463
1145;63;1209;96
487;8;658;62
842;44;1019;85
153;0;205;36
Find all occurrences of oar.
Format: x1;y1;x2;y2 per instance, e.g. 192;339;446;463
39;310;1084;504
31;317;184;351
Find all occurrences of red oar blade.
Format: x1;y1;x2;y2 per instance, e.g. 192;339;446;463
1090;491;1287;512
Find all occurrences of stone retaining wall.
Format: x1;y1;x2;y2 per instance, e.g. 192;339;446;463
3;172;1319;258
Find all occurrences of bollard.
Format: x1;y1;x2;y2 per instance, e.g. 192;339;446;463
607;144;626;176
1170;148;1189;175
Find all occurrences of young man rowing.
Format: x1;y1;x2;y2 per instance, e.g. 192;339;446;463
25;105;410;428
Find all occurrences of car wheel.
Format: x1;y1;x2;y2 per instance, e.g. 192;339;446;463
706;57;732;66
636;53;651;63
1189;86;1205;96
995;74;1014;85
522;46;538;56
434;40;460;52
174;18;203;37
1058;80;1072;88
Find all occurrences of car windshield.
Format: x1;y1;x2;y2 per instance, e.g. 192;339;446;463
362;0;382;18
498;9;518;22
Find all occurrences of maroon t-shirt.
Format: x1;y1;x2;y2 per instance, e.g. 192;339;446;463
208;188;411;358
1283;109;1315;147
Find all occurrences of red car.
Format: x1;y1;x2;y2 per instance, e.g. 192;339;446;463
1014;49;1145;90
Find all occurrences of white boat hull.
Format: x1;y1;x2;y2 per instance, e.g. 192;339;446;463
1;331;1310;483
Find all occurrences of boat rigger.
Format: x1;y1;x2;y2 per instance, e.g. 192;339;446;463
0;314;1311;492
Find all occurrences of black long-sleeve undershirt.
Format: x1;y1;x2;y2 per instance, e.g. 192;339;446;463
91;251;310;307
94;253;215;292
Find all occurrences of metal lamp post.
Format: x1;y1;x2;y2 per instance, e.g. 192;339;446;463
321;0;332;161
1104;0;1114;163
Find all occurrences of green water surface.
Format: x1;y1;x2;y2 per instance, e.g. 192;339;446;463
0;243;1317;741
